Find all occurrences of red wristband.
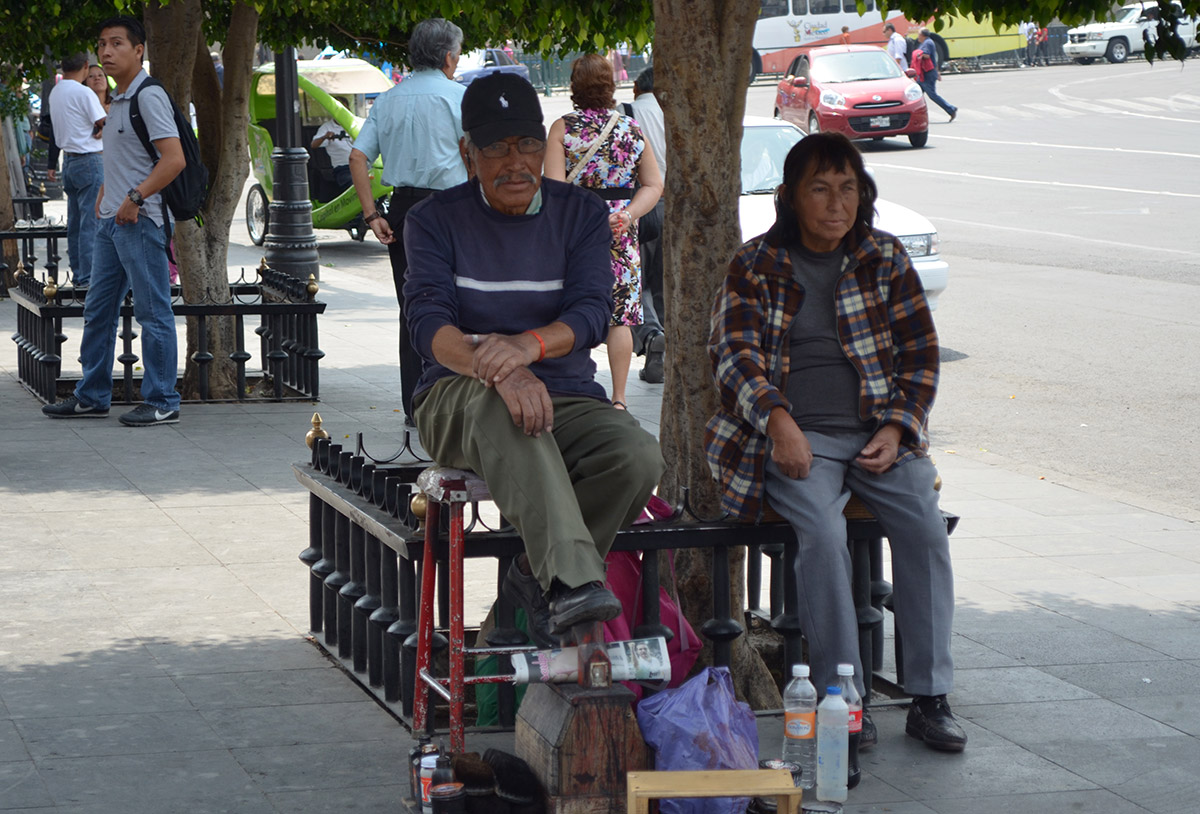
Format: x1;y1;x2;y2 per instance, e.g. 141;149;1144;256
525;330;546;363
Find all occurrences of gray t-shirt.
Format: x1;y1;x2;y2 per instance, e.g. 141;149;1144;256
785;245;875;434
99;71;178;227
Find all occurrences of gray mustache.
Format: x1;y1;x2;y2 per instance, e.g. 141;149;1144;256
493;172;537;188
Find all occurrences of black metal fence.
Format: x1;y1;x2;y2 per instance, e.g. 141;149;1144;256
293;432;952;736
5;230;326;404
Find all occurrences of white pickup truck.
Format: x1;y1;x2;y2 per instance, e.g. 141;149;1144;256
1063;1;1199;63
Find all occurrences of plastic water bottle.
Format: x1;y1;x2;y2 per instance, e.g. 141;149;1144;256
836;663;862;790
781;664;818;789
816;686;848;802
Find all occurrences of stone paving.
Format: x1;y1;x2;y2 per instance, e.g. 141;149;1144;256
1;201;1198;813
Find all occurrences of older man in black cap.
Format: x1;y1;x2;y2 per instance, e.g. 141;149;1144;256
403;73;665;646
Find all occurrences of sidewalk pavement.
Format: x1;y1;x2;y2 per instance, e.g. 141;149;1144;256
2;220;1199;813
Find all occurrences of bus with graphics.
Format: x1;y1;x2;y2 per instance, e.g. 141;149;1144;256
752;0;1024;76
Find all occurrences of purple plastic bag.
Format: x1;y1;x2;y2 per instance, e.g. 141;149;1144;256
635;666;759;814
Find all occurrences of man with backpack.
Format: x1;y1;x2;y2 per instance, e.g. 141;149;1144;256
42;15;185;426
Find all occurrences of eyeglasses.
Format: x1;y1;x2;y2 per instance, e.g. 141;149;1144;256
477;137;546;159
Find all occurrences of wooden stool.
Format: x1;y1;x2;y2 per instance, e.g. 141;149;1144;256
412;466;529;753
626;769;801;814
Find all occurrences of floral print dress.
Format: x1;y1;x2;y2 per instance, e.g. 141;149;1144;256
561;108;645;326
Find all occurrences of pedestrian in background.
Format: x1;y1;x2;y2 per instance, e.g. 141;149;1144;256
349;18;467;428
884;22;907;69
86;64;112;113
43;16;185;426
628;66;667;384
48;52;106;287
544;54;663;411
840;26;852;45
914;29;957;123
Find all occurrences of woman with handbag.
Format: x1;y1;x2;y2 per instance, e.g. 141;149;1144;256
545;53;663;410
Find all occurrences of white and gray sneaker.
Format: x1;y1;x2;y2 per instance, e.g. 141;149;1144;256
119;403;180;427
42;396;109;419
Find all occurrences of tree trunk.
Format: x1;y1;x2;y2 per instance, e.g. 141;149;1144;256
144;0;258;399
655;1;782;709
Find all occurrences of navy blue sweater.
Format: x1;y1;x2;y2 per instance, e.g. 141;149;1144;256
403;177;614;400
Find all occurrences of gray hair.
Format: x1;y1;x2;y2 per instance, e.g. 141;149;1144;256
409;18;463;71
882;23;895;33
919;27;932;38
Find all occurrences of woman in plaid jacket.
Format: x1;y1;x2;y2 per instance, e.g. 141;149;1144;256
705;132;967;754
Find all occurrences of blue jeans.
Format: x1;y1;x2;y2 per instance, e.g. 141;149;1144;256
918;75;957;118
75;216;181;412
61;152;104;286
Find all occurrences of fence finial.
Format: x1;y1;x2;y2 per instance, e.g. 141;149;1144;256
306;412;331;449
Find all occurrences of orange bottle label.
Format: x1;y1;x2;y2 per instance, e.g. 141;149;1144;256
784;710;816;739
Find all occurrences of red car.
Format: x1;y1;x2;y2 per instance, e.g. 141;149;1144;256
774;45;929;148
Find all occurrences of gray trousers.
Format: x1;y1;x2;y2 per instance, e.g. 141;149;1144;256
764;429;955;699
416;375;665;591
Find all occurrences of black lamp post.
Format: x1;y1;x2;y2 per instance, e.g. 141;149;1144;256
263;46;320;280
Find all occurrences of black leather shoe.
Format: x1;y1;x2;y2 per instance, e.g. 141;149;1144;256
639;332;665;384
501;556;555;649
548;581;623;634
859;709;878;751
906;694;967;752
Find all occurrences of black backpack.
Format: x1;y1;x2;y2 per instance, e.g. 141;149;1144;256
129;77;209;223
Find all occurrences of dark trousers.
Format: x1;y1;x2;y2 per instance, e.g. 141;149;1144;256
387;186;437;420
631;199;665;354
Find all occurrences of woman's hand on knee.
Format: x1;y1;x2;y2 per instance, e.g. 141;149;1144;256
767;407;812;479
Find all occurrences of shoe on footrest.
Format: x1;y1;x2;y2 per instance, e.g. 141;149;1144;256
859;709;878;751
906;694;967;752
501;556;556;649
548;581;622;634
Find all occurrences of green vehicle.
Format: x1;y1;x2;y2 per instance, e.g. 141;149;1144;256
246;58;393;245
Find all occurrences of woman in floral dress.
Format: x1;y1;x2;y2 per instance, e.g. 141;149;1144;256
545;54;663;410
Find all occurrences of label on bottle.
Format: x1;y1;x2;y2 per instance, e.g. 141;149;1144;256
848;707;862;734
784;710;816;739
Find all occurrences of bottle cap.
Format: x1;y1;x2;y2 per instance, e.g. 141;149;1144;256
791;664;810;678
836;663;854;676
826;686;841;695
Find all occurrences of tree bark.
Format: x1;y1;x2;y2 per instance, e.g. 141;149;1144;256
654;0;782;709
0;124;17;283
144;0;258;399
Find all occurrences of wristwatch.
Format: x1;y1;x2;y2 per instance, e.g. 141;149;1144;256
364;210;384;225
127;188;145;207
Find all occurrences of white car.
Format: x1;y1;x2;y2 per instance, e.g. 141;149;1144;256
739;116;948;308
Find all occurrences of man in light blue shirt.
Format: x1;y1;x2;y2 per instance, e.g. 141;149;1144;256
350;18;467;425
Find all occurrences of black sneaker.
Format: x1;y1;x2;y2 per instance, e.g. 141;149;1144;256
501;556;555;649
119;403;180;427
42;396;108;419
548;581;623;634
639;332;665;384
906;694;967;752
859;709;878;751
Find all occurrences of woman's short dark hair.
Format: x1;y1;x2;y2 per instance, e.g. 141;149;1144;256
768;132;877;248
570;54;616;111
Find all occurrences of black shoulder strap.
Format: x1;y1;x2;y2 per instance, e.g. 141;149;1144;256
128;76;175;237
128;76;164;166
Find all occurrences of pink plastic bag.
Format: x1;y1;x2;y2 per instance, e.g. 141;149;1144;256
604;543;702;701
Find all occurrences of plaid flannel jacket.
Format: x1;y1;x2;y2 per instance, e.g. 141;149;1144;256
704;227;940;521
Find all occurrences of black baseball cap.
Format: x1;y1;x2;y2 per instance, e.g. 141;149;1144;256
461;72;546;147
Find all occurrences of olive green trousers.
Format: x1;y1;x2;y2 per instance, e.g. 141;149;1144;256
415;375;665;591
